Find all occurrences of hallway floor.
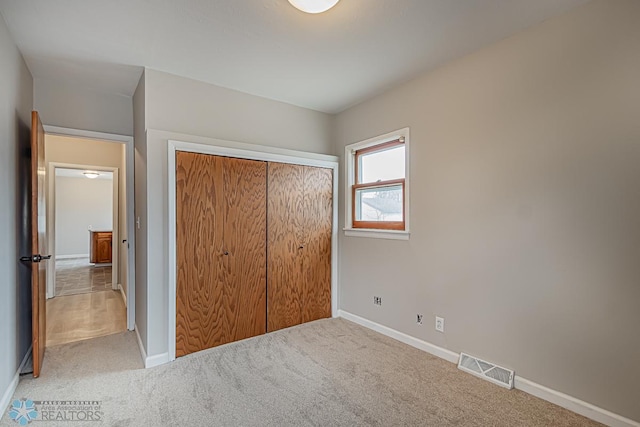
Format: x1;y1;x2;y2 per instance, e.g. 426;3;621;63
46;290;127;347
55;257;112;296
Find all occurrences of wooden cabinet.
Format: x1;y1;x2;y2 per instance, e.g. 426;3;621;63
89;231;112;264
175;152;332;357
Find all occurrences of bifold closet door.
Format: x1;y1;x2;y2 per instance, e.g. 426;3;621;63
176;152;224;357
267;163;305;331
301;166;333;323
222;157;268;343
176;152;266;357
267;162;332;332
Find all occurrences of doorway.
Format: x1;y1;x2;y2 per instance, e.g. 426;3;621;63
43;127;135;349
45;164;124;346
52;167;117;297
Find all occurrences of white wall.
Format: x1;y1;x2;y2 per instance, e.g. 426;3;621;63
0;13;33;411
55;176;112;256
135;69;333;357
34;77;133;136
145;69;333;153
334;0;640;422
46;135;127;169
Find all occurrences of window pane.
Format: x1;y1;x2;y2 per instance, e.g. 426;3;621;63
355;185;403;222
359;145;405;183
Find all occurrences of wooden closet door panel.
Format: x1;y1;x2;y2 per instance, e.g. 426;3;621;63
223;157;267;342
302;166;333;323
267;162;304;332
175;151;225;357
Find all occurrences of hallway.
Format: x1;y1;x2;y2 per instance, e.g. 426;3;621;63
55;257;112;296
46;290;126;347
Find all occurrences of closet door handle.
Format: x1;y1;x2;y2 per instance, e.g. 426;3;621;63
298;245;304;249
223;251;229;256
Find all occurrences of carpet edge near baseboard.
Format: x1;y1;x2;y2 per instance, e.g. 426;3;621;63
0;345;32;415
337;309;640;427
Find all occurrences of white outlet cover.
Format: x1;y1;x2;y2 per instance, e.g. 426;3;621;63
435;316;445;332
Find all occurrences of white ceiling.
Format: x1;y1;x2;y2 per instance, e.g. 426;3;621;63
0;0;589;113
56;168;113;181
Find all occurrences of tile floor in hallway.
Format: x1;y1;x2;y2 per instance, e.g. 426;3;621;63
49;257;125;347
55;257;112;296
46;290;127;347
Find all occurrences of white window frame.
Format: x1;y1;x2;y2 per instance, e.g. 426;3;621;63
344;127;410;240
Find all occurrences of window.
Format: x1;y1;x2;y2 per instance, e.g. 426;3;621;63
345;128;409;239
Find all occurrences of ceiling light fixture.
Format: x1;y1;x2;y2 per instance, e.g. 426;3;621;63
288;0;340;14
83;171;100;179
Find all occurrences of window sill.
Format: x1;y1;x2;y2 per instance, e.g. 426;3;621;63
343;228;410;240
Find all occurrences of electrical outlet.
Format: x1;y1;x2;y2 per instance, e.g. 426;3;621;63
373;296;382;306
416;314;423;325
435;316;445;333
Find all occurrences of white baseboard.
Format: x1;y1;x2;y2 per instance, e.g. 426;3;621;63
55;254;89;260
145;352;170;369
337;310;639;427
514;377;640;427
134;324;147;367
1;345;32;414
337;310;459;363
117;284;127;307
134;324;169;369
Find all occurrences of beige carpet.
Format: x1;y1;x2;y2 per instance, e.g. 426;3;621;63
2;319;601;426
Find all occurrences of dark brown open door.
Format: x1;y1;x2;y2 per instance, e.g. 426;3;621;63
29;111;48;377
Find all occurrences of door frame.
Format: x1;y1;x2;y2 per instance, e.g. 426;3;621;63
47;162;120;296
167;139;339;362
44;126;136;331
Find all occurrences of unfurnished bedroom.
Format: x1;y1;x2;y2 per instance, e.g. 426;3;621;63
0;1;638;426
